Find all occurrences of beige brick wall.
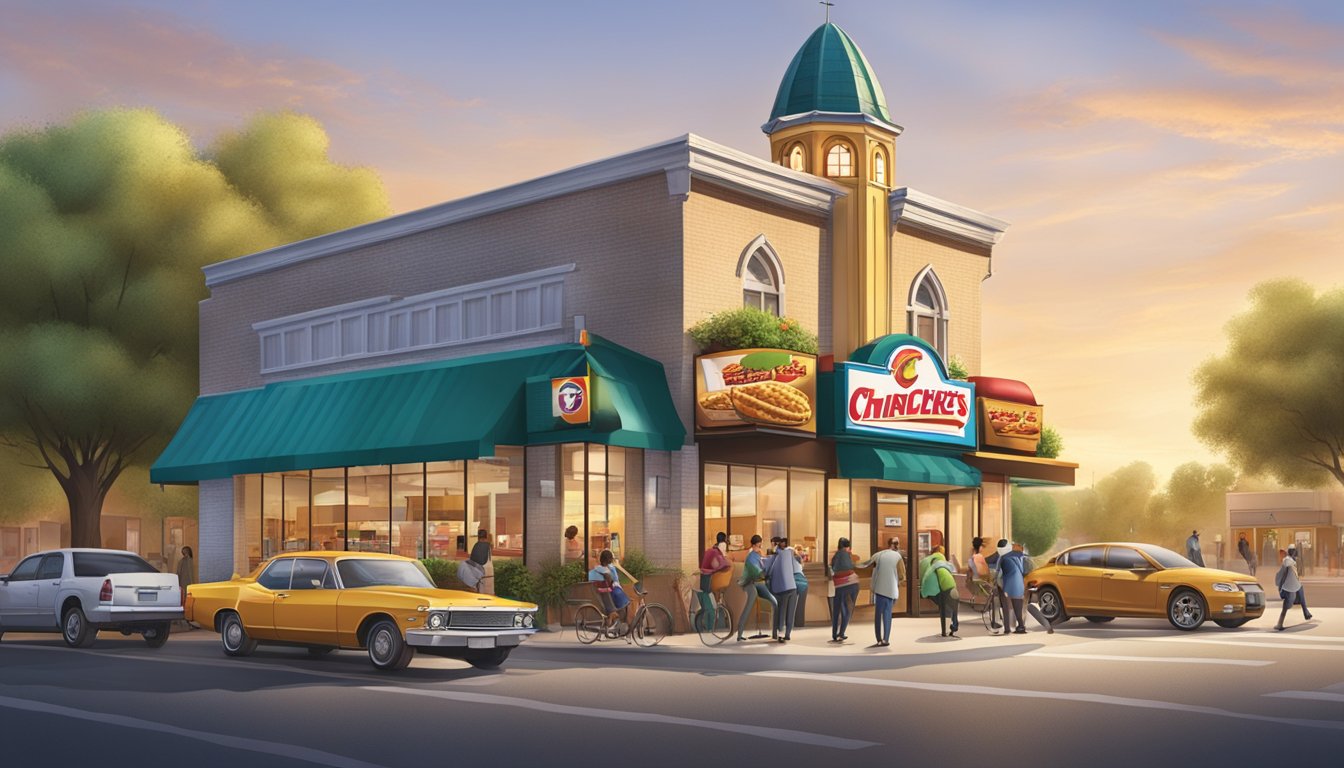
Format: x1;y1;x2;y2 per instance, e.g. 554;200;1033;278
889;226;991;375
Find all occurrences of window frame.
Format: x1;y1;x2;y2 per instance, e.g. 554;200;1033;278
37;553;65;581
257;558;295;591
786;143;807;172
735;236;786;316
872;149;887;186
7;555;42;581
907;266;950;360
825;140;855;177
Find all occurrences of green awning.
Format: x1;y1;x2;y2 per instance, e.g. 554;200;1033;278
836;442;980;487
151;336;685;484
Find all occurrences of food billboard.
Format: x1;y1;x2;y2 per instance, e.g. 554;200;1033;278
978;396;1042;453
695;349;816;434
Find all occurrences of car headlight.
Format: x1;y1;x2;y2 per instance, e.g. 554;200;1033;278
427;611;446;629
1211;582;1237;592
513;612;525;627
523;613;535;628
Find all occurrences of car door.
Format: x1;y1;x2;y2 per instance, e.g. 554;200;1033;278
0;555;43;628
1053;546;1106;613
1101;546;1161;615
237;559;292;641
33;553;66;629
274;558;339;646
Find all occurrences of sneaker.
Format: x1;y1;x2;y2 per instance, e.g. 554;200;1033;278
991;622;1001;630
1014;627;1027;634
1305;612;1314;621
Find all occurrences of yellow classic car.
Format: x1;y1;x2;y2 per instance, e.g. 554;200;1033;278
186;552;537;670
1026;542;1266;631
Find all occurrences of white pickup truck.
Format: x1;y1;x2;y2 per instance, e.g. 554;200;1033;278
0;548;183;648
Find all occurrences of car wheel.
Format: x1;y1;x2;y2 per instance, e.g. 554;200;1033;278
464;647;511;670
1035;587;1069;625
1084;616;1114;624
1214;618;1250;629
143;622;171;648
220;612;258;657
366;619;414;671
1168;588;1207;631
307;646;335;658
62;606;96;648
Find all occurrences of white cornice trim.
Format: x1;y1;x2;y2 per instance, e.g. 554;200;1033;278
889;187;1009;249
203;134;845;288
761;111;904;137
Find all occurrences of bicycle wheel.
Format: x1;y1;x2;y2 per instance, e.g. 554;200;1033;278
575;604;604;644
981;593;1003;634
698;604;731;646
632;603;673;647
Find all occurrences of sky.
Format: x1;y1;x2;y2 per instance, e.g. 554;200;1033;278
3;0;1343;489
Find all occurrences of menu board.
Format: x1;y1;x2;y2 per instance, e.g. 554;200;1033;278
979;396;1043;453
694;349;817;434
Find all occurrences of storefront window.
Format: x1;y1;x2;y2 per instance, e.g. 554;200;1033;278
426;460;465;559
982;478;1005;550
790;471;824;564
850;480;874;561
469;447;524;560
311;468;345;552
826;478;851;559
948;489;977;574
703;463;825;558
561;443;627;567
240;474;261;568
606;448;625;560
346;465;391;552
729;465;758;551
562;444;585;563
391;464;424;559
703;464;728;552
261;473;282;560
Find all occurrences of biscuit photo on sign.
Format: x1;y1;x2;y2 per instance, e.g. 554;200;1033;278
729;381;811;426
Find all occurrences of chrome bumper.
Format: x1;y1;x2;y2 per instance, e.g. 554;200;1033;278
88;606;184;625
404;628;536;649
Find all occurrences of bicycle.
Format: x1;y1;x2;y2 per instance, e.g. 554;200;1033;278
574;581;673;647
959;576;1004;634
688;585;733;646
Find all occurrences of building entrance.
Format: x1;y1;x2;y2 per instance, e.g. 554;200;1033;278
872;488;948;617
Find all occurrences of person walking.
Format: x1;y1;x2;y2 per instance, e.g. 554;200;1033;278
1274;547;1313;631
1185;530;1206;567
470;529;494;595
736;535;777;641
919;545;960;637
829;538;860;642
763;537;799;643
1237;533;1256;576
859;537;904;647
698;532;732;621
175;545;195;595
994;540;1030;634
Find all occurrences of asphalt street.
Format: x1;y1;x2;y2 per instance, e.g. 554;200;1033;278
2;597;1342;768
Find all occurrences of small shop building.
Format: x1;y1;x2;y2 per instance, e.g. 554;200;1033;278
152;22;1075;622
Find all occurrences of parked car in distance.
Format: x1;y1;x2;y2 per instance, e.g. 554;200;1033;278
0;548;183;647
186;552;538;671
1027;542;1265;631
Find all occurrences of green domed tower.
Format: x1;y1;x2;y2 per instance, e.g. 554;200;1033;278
765;23;903;356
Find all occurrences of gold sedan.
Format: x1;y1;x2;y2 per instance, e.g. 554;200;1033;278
186;552;537;670
1026;543;1266;630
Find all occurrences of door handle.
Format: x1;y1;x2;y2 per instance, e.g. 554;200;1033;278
51;581;61;585
276;593;289;599
1102;572;1115;578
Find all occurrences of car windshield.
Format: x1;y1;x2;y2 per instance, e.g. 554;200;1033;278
336;559;435;589
1136;545;1199;569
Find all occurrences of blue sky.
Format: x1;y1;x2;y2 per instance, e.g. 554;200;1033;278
4;0;1344;486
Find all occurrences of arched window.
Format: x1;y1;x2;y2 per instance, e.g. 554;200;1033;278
908;267;949;358
737;236;785;316
826;142;853;177
787;144;806;172
873;150;886;186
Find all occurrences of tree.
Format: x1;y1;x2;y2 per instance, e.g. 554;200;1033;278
1011;487;1062;556
1059;462;1158;543
1142;462;1237;549
0;109;389;546
1194;279;1344;490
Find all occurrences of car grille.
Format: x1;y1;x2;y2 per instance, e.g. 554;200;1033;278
448;610;515;629
1241;584;1263;606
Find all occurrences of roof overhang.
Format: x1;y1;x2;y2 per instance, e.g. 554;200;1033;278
963;451;1077;487
761;110;904;137
890;188;1010;249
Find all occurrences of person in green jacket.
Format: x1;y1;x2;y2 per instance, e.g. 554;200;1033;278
919;546;960;637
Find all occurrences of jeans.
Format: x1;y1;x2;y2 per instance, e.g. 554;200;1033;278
874;593;894;643
737;583;777;638
934;588;959;634
794;575;808;628
773;589;798;638
832;583;859;639
999;591;1025;632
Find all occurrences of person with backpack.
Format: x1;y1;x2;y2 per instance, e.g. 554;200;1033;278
994;540;1030;634
920;545;960;637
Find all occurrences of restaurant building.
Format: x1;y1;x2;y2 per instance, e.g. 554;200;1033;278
152;22;1075;621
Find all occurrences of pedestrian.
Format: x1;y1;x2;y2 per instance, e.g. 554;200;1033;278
919;545;960;637
791;546;808;630
1237;533;1256;576
763;537;799;643
470;528;494;595
829;537;860;642
859;537;904;646
175;546;195;628
736;535;777;641
698;532;732;619
1274;547;1313;631
994;540;1029;634
969;537;990;583
564;525;583;563
1185;530;1205;567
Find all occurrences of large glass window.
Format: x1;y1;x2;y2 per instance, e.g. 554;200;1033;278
240;474;262;567
790;471;824;564
948;489;977;575
392;464;425;559
758;467;788;545
827;478;852;559
562;444;586;563
826;142;854;176
703;464;728;552
262;473;282;560
703;463;825;558
469;447;525;560
310;468;346;553
426;460;465;560
346;465;391;552
560;443;630;567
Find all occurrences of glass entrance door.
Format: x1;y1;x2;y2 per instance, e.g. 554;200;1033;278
914;494;948;616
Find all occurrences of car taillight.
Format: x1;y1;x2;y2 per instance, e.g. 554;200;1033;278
99;579;112;602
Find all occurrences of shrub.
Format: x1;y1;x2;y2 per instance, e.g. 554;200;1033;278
494;559;537;603
946;354;968;380
687;307;818;354
420;557;456;588
617;549;658;584
534;559;587;613
1036;424;1063;459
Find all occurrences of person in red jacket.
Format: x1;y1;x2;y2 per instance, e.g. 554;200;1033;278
699;532;732;617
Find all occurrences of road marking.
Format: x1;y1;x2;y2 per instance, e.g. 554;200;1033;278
748;672;1344;733
1026;652;1272;667
0;693;389;768
1265;691;1344;704
1129;637;1344;652
361;686;880;750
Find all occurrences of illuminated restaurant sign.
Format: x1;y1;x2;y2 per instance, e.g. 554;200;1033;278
833;337;976;449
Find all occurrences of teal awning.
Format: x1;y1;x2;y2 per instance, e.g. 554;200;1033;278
151;335;685;484
836;443;980;487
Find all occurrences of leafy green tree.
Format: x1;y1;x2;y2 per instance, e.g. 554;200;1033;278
1194;279;1344;490
1142;462;1236;549
1036;424;1063;459
0;109;388;546
1060;462;1157;542
1011;487;1062;556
